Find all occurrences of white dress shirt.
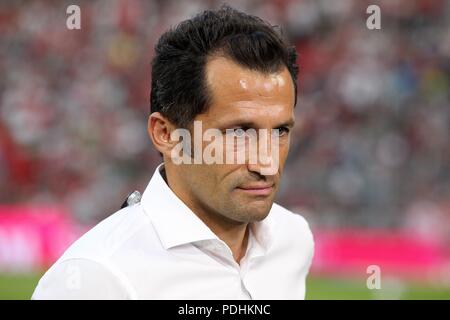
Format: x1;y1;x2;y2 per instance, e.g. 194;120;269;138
32;164;314;300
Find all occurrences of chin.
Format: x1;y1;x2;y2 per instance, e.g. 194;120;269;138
241;202;273;222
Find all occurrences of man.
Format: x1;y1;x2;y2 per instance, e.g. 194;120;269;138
32;6;314;300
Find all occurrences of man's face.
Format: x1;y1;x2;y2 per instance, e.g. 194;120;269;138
173;56;295;224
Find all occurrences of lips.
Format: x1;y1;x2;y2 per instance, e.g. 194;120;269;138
236;183;274;196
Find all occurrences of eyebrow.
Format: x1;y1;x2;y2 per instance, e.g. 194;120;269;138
219;118;295;130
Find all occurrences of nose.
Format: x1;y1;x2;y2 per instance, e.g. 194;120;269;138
247;160;277;177
246;129;279;176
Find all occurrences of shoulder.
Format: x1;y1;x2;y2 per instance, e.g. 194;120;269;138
54;203;160;266
269;203;315;256
33;204;157;299
270;203;313;238
32;257;131;299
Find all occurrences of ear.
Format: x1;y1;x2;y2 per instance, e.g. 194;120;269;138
147;112;177;158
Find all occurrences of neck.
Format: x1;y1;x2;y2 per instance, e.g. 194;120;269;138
202;214;250;264
163;165;250;264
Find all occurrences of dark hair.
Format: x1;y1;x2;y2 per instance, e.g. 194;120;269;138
150;5;299;128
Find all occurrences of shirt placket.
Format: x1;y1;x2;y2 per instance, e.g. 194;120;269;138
203;238;254;299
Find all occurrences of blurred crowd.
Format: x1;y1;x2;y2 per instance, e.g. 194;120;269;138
0;0;449;237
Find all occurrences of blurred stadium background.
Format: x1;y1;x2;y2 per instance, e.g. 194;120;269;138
0;0;449;299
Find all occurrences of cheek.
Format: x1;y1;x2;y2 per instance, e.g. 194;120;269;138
277;140;290;168
193;165;228;191
215;164;243;191
187;166;211;194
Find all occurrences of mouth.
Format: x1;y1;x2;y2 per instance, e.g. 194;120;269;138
235;183;274;196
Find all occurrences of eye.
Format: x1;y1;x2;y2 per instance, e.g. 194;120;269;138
274;127;290;137
234;128;246;137
226;127;248;137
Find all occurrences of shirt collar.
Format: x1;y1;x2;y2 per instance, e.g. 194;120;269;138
140;163;275;252
250;212;275;255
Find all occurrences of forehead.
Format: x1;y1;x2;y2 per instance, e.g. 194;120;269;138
202;56;295;126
